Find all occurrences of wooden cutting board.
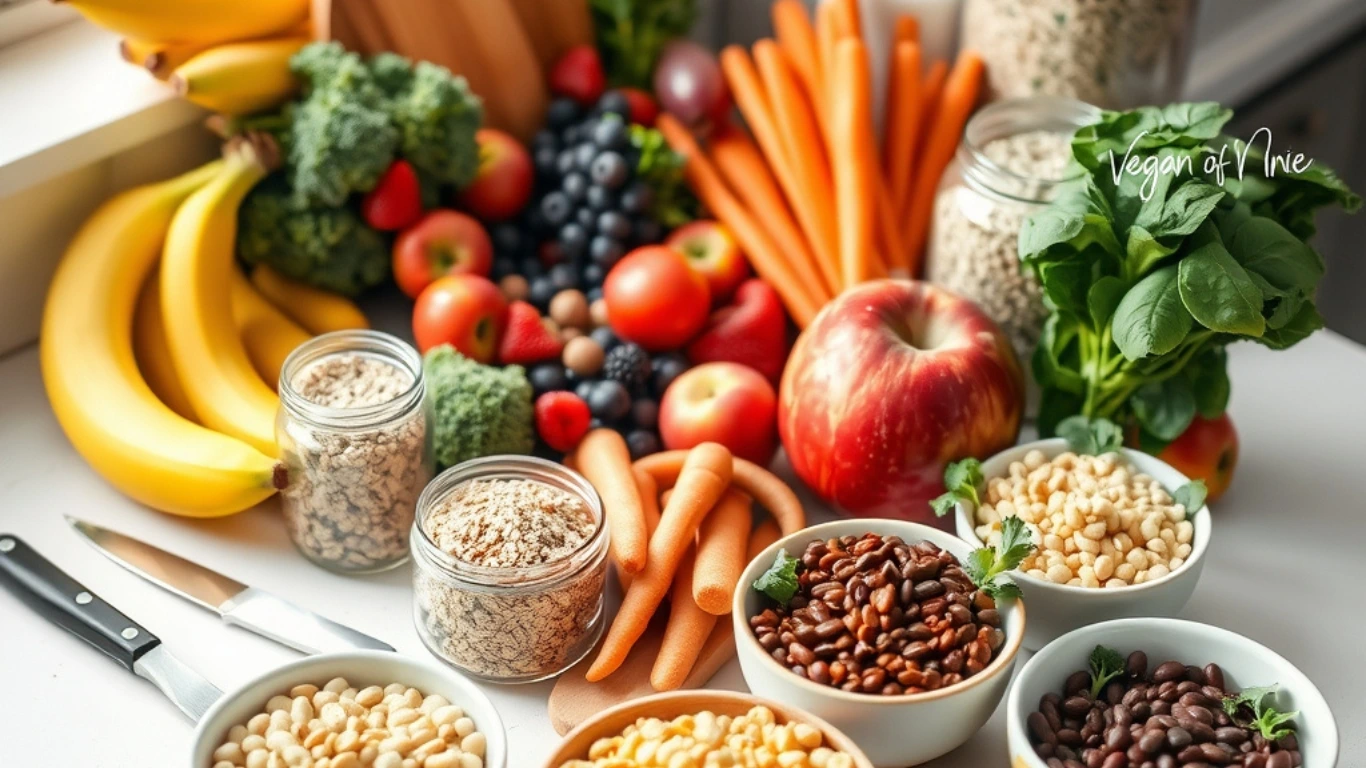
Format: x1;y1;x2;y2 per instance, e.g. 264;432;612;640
547;611;739;735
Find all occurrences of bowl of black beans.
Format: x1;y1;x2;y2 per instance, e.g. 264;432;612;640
733;519;1026;768
1007;618;1338;768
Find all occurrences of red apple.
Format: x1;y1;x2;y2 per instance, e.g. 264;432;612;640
458;129;534;222
660;362;778;465
779;280;1024;521
393;210;493;299
666;220;750;303
412;274;508;360
1157;413;1238;502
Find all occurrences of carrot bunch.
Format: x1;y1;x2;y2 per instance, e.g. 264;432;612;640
660;0;985;312
572;432;805;690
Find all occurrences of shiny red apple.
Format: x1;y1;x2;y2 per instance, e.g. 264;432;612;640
393;210;493;299
665;220;750;303
659;362;778;466
457;129;534;222
412;274;508;361
779;280;1024;521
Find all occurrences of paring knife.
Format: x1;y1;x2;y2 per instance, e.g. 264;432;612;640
0;534;222;721
66;517;393;654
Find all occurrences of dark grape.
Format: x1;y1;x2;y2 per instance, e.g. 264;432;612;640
529;363;569;395
596;90;632;120
590;151;630;189
554;149;576;177
558;222;588;260
517;257;544;279
620;182;654;215
540;192;571;227
532;129;559;151
592;116;629;150
651;353;689;396
546;97;582;129
561;171;588;203
589;235;625;267
548;263;579;291
574;379;595;401
574;142;598;172
528;276;557;308
597;211;632;241
492;223;522;253
587;380;632;422
626;430;662;459
585;185;616;212
534;146;559;177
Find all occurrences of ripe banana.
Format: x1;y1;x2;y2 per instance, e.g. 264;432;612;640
251;264;371;335
64;0;308;47
171;36;309;116
161;141;281;455
119;38;212;80
231;267;312;391
40;162;284;518
132;271;197;421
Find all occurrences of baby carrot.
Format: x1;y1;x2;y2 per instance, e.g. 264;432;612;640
635;451;806;536
586;443;735;681
578;429;647;575
617;467;663;590
650;546;717;691
831;39;877;288
771;0;826;138
692;489;753;615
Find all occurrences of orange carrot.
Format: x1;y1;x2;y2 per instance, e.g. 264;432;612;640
749;518;782;557
832;0;861;39
899;58;947;250
893;13;919;46
692;489;753;615
710;126;834;301
617;467;663;589
635;451;806;536
650;546;717;691
884;41;923;248
587;443;735;681
657;115;821;326
578;429;647;575
906;50;984;273
815;1;840;121
771;0;826;138
720;47;841;301
830;39;878;288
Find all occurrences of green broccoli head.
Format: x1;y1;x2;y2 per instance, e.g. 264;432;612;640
237;175;391;296
389;61;483;189
367;52;415;97
423;346;534;470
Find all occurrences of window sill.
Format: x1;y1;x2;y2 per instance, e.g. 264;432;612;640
0;20;207;198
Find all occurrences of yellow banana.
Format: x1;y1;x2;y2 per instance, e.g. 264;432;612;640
64;0;308;47
231;267;312;391
161;141;281;455
40;162;283;518
132;271;197;421
250;264;371;335
171;36;308;116
119;37;213;80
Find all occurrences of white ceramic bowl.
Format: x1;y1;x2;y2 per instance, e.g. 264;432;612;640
190;650;507;767
1007;618;1338;768
954;438;1212;651
733;519;1026;768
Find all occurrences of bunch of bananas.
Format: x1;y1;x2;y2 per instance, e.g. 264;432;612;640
81;0;312;115
41;141;368;518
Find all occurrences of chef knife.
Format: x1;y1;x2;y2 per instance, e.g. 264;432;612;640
0;534;223;721
66;517;393;654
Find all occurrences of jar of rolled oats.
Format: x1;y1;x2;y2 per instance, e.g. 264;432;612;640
410;456;609;683
277;330;433;574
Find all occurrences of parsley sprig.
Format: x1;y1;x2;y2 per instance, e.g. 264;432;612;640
1222;685;1299;741
931;458;984;517
963;516;1034;600
1088;645;1126;698
752;549;801;607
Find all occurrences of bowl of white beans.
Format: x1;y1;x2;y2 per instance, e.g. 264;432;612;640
191;650;506;768
954;439;1212;651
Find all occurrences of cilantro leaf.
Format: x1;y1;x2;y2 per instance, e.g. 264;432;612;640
752;549;801;606
964;516;1035;600
1089;645;1126;698
1056;415;1125;455
1253;707;1299;741
1222;685;1299;741
930;457;984;516
1174;479;1208;511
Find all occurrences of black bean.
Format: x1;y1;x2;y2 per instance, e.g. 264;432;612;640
1064;696;1093;717
1153;661;1186;683
1243;755;1268;768
1057;729;1084;747
1167;726;1192;749
1126;651;1149;679
1204;663;1226;691
1200;742;1232;764
1065;671;1091;696
1138;730;1165;754
1185;665;1208;685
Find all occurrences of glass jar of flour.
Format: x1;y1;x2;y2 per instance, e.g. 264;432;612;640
276;330;433;574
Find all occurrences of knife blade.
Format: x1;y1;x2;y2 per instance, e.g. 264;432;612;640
67;517;393;654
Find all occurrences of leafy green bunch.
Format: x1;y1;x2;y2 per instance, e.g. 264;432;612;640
591;0;698;88
1020;103;1360;447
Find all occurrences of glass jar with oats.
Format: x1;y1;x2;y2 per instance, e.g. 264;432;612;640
411;456;609;683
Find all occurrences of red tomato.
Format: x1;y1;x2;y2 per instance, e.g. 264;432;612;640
1158;413;1239;502
392;210;493;299
411;274;508;360
604;246;711;351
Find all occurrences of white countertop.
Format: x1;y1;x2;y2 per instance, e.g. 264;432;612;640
2;331;1365;767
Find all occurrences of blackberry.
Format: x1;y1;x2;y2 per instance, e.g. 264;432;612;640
602;343;651;393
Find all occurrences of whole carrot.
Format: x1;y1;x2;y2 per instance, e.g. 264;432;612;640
635;451;806;536
893;14;919;46
771;0;826;138
586;443;735;681
884;40;923;242
831;39;878;288
650;546;717;691
617;467;663;590
692;489;753;615
577;429;647;575
906;50;984;270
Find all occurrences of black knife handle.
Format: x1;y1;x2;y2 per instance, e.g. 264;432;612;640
0;534;159;671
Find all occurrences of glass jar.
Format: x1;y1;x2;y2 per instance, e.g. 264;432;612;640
276;330;433;574
963;0;1197;109
926;96;1098;368
410;456;609;683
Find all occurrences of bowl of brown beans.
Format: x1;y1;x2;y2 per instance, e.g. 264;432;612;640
955;439;1213;650
1007;618;1338;768
732;519;1026;768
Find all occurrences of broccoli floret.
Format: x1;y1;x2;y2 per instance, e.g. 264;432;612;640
367;52;415;96
423;346;534;470
237;175;390;296
388;61;483;188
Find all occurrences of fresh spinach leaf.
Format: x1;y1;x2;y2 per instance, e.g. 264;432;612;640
1173;479;1208;511
1188;347;1230;418
1056;415;1124;454
1087;276;1127;329
1228;216;1324;294
1131;377;1197;441
1112;265;1192;360
1177;242;1266;336
1255;301;1323;350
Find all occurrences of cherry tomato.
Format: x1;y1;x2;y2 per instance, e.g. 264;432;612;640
604;246;710;351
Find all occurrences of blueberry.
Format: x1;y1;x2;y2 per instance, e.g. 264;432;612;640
587;379;632;422
528;275;558;309
555;149;577;177
540;191;571;227
630;398;659;430
619;182;654;215
574;379;595;401
518;257;544;279
492;223;522;253
491;256;518;281
561;172;589;203
626;430;662;459
587;287;604;303
546;97;582;129
633;217;663;244
559;224;588;262
590;325;620;352
534;146;559;177
529;363;569;395
582;263;606;286
585;184;617;212
597;211;632;241
589;235;625;267
588;417;607;430
532;129;559;152
590;152;630;189
651;353;689;395
574;142;598;173
592;116;629;150
596;90;632;120
548;263;579;291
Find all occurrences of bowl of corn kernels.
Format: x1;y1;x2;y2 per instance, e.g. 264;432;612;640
953;439;1212;651
544;690;873;768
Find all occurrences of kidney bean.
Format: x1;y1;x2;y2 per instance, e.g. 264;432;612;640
1153;661;1186;683
1065;671;1091;696
1126;651;1149;679
1064;697;1093;717
1137;730;1165;754
1203;663;1226;690
1047;758;1065;768
1166;726;1192;749
1243;755;1267;768
1102;753;1128;768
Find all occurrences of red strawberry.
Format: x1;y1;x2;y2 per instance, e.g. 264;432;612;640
685;279;788;383
497;301;564;365
361;160;422;231
620;87;660;126
535;391;591;452
549;45;606;106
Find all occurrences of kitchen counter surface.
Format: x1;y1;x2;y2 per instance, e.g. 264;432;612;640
2;331;1364;767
